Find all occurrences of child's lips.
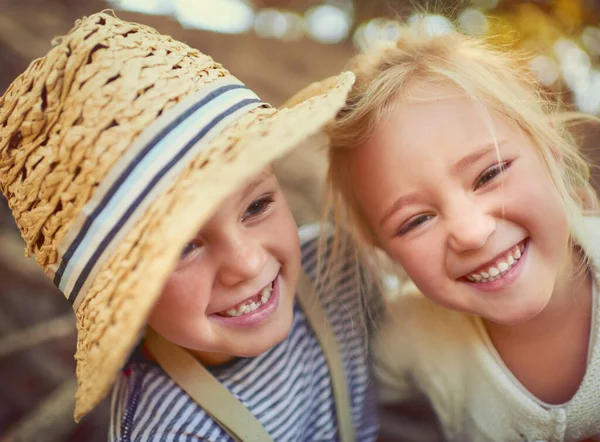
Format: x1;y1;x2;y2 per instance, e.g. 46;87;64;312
459;239;527;283
215;281;275;318
209;275;281;327
461;239;529;292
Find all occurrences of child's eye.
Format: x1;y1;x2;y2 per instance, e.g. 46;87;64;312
397;214;434;236
475;162;510;190
180;241;202;260
242;194;275;221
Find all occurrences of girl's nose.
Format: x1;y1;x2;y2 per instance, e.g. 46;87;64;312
446;199;496;254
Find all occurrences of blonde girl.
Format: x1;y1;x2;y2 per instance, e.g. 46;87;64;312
325;26;600;442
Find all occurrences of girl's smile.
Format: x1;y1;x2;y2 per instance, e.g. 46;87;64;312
460;240;528;292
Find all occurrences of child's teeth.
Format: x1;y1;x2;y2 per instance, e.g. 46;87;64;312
219;282;274;317
465;242;526;283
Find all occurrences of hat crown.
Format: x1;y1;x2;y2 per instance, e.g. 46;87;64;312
0;12;232;271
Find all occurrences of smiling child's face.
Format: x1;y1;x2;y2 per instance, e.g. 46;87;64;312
148;167;301;364
346;83;572;326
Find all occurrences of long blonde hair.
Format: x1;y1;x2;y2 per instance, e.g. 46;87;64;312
324;27;599;293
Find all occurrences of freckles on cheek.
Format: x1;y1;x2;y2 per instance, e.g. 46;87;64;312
162;274;209;311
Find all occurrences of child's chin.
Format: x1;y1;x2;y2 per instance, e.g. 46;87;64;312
232;314;294;357
483;299;549;326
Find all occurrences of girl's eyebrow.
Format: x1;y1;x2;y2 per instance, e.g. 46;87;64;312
451;141;506;176
380;192;420;226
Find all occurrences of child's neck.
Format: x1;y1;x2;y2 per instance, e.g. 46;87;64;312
483;249;594;404
191;349;237;366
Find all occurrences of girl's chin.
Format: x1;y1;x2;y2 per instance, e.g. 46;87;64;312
481;301;550;327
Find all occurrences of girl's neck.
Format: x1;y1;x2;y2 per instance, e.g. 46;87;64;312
483;248;594;404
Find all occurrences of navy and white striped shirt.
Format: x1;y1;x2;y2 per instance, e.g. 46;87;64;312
109;229;379;441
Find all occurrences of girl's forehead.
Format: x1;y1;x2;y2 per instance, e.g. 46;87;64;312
381;94;496;145
350;90;533;179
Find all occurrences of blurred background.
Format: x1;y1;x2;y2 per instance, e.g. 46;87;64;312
1;0;599;441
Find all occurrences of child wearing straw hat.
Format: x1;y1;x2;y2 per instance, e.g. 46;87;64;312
0;11;379;442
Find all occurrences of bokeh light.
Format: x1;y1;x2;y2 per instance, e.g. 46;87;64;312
353;18;403;51
582;26;600;57
106;0;173;15
173;0;254;34
254;8;304;41
305;4;351;44
458;8;489;36
529;55;560;87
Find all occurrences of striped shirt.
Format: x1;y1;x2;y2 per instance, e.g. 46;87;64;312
109;228;380;442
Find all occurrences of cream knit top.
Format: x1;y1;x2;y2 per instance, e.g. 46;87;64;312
375;217;600;442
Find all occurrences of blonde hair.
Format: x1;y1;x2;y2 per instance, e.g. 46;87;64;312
324;27;599;292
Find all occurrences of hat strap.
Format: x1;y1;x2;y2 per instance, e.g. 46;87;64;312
51;76;267;310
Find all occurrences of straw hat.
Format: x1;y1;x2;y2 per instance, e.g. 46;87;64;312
0;10;353;420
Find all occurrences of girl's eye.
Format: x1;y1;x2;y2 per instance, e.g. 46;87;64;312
242;194;275;222
397;214;434;236
475;162;510;190
180;241;202;261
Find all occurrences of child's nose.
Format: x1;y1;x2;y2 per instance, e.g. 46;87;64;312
218;236;267;286
446;201;496;253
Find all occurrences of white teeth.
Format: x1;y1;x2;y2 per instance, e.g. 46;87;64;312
218;282;274;317
465;242;525;283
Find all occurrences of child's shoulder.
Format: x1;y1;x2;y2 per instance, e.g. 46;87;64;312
109;363;216;441
378;285;479;370
298;222;326;245
374;287;479;406
297;222;357;288
383;286;473;339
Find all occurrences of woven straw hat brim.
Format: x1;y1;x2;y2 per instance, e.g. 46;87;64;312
71;71;354;420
